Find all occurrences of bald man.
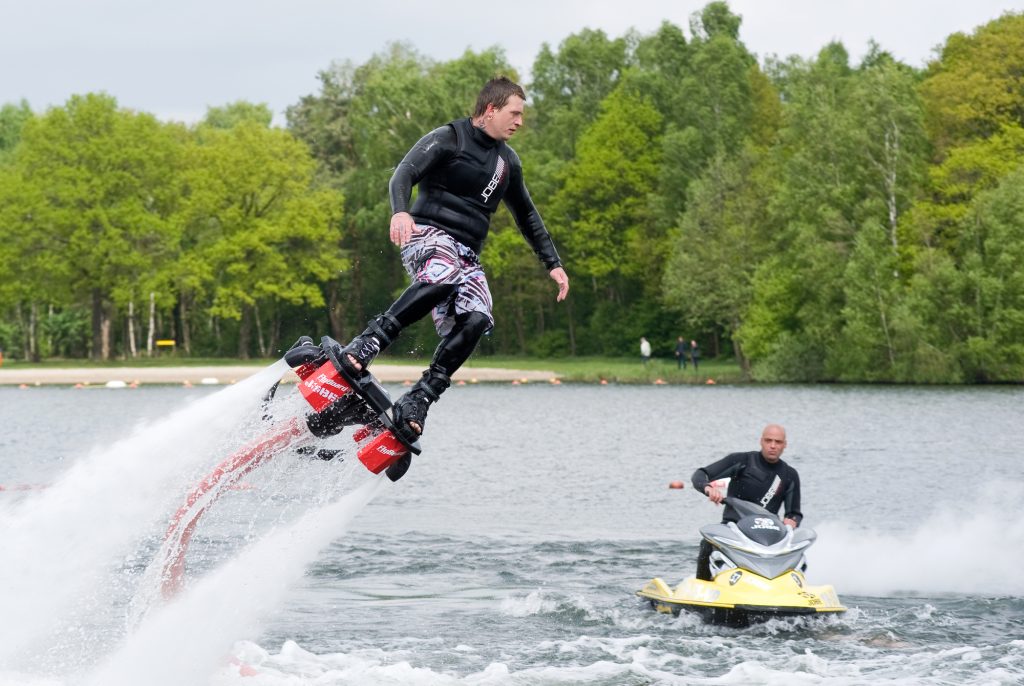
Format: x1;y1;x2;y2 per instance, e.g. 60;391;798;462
689;424;803;581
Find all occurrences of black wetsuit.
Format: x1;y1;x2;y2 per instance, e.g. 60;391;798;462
343;117;563;437
691;451;803;580
388;117;561;270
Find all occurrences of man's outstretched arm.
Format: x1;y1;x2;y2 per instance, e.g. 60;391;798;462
503;150;568;301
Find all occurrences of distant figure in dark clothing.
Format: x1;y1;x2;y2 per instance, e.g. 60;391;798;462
690;340;700;371
674;337;688;369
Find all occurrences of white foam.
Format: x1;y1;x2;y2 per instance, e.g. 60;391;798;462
812;496;1024;596
85;476;385;686
205;639;678;686
499;589;559;617
0;361;289;667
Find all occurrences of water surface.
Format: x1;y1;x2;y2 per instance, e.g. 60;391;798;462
1;379;1021;684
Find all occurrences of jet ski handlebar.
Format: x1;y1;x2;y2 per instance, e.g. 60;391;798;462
721;496;777;520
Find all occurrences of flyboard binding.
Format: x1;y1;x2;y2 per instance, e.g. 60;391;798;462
289;334;421;477
156;335;420;600
636;497;846;627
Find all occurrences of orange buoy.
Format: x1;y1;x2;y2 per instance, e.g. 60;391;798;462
600;379;608;385
456;379;466;386
705;378;716;385
669;481;685;489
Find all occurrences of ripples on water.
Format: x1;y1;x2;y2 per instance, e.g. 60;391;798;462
1;379;1022;684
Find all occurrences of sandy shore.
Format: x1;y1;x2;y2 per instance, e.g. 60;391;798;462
0;364;560;386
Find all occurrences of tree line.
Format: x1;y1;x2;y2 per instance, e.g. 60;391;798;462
1;2;1022;382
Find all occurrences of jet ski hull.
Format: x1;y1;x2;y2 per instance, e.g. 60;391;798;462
637;573;845;627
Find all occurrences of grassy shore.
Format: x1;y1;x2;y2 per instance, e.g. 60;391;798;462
464;355;742;384
0;355;743;384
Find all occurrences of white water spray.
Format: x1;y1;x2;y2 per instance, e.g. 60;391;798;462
813;490;1024;596
0;362;288;668
85;476;386;686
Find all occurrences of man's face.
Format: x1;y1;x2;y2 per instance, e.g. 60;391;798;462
485;95;525;141
760;427;787;463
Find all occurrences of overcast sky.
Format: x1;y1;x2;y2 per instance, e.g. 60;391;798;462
3;0;1022;125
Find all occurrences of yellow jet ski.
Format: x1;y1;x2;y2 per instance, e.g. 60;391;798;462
637;497;846;626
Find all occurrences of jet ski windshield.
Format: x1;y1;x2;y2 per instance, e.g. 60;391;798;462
735;514;787;545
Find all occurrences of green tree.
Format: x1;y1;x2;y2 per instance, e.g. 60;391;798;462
0;101;37;356
203;101;274;129
663;146;778;374
826;52;930;380
658;4;784;368
926;166;1024;381
919;12;1024;156
737;43;935;380
913;13;1024;245
681;2;758;159
12;93;182;359
549;85;663;352
529;28;629;162
0;166;55;359
177;121;344;357
645;5;768;247
0;100;33;165
833;222;907;380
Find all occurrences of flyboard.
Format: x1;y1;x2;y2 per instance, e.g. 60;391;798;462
155;335;420;599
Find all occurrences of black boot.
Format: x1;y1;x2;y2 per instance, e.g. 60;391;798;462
339;313;402;377
340;281;458;375
392;367;451;442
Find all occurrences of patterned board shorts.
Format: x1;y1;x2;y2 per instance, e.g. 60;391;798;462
400;225;494;337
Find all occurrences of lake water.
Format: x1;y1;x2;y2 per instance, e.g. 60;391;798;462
1;367;1022;685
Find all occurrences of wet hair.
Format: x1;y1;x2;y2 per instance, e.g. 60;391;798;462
473;76;526;118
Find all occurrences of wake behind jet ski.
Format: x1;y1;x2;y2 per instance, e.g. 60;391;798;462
636;497;846;626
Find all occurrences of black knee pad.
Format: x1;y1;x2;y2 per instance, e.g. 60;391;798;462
456;311;492;339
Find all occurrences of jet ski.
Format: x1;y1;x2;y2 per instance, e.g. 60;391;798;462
636;497;845;626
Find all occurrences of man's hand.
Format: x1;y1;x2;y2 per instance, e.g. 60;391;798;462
704;485;724;504
549;267;569;302
783;517;798;528
390;212;416;246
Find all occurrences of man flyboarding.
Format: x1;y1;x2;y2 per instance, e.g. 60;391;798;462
335;76;569;443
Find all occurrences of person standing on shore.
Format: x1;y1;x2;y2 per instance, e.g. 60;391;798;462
337;76;569;443
674;337;688;370
640;337;652;366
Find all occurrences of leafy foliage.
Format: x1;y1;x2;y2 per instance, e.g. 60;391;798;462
0;5;1021;382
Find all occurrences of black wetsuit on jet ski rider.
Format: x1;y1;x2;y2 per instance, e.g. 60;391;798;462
691;451;803;581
